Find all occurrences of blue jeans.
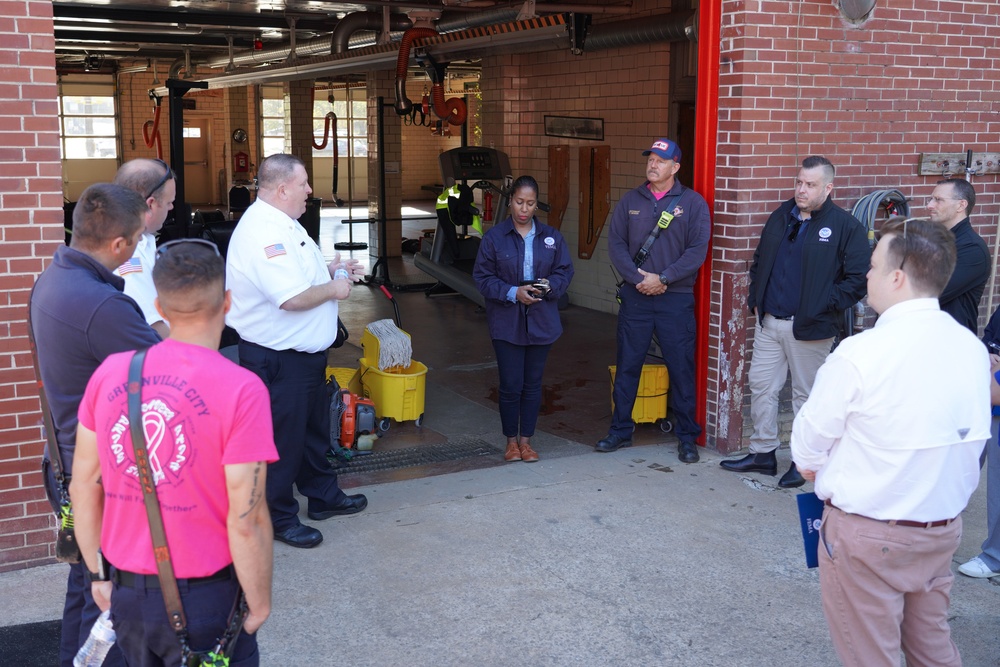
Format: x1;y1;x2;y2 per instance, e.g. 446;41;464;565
491;339;552;438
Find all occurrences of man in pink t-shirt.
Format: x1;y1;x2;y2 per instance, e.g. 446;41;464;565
72;239;277;666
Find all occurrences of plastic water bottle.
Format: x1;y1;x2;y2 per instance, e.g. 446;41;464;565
74;610;116;667
334;268;350;281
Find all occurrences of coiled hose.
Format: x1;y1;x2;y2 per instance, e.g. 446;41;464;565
851;188;911;248
845;188;911;334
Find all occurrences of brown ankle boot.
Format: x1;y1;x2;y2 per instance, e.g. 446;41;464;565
504;442;522;462
519;442;539;463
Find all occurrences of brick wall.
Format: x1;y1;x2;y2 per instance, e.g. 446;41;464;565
707;0;1000;452
478;0;676;311
0;0;65;572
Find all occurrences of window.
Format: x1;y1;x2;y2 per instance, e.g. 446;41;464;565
313;88;367;159
261;86;286;157
59;80;117;159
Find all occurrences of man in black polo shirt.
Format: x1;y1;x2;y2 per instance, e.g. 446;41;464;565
926;177;990;334
719;156;869;487
31;183;160;666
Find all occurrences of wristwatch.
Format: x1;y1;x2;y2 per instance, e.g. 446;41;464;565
658;274;669;287
88;548;111;582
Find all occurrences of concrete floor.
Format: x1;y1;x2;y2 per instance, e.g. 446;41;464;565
3;206;998;665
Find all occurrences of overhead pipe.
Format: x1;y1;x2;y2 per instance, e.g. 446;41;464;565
332;11;413;54
584;9;697;50
172;9;696;89
394;27;438;114
189;8;516;74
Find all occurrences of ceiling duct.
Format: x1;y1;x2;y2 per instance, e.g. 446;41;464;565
331;12;414;54
165;9;696;90
584;10;697;50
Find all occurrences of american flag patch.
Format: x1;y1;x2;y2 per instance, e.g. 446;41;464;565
117;258;143;275
264;243;286;259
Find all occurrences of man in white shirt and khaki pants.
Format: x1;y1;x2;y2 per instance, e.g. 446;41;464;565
792;216;991;667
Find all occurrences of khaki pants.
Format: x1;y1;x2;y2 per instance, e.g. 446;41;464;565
819;506;963;667
748;314;833;453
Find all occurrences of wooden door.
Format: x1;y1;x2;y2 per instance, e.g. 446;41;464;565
183;117;212;204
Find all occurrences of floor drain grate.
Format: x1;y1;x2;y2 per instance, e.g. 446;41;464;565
331;438;500;476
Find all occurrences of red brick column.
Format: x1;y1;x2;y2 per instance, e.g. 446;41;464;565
708;0;1000;451
0;0;66;571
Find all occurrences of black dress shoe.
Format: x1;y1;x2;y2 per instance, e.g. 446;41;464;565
274;524;323;548
778;463;806;489
678;441;700;463
307;493;368;520
595;434;632;453
719;451;777;475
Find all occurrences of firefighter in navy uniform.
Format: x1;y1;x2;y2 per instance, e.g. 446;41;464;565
596;138;712;464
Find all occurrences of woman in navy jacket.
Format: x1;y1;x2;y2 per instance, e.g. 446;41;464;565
473;176;574;463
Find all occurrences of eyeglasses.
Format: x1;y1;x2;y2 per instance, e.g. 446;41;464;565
144;159;173;201
926;196;961;205
874;218;912;271
155;238;221;260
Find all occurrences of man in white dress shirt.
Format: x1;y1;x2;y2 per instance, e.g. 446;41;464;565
226;153;367;549
113;158;176;338
792;216;991;667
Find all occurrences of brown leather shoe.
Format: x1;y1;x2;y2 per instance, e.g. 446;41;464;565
504;442;522;462
519;442;539;463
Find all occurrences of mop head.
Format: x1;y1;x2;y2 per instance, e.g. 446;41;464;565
366;319;412;371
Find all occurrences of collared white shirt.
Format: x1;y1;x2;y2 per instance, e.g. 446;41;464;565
791;298;990;522
115;232;160;325
226;198;338;353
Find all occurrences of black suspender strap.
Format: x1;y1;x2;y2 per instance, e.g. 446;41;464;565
631;190;684;270
26;285;81;563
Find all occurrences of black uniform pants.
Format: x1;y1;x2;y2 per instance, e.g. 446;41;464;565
239;341;346;531
610;286;701;441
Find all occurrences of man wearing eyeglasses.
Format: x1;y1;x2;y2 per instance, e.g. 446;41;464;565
30;183;161;667
226;153;366;549
720;156;869;488
113;158;177;338
925;178;990;334
792;217;990;667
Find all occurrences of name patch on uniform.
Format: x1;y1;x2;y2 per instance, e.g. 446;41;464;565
818;227;832;242
264;243;287;259
629;210;641;215
117;258;143;275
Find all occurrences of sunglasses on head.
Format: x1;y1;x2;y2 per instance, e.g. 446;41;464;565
144;159;173;201
155;238;221;260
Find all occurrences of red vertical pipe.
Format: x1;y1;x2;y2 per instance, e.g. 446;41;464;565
692;0;722;446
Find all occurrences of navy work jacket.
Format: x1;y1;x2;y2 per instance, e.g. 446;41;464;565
473;216;574;345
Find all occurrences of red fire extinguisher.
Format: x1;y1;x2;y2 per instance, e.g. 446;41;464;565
483;189;493;223
234;151;249;174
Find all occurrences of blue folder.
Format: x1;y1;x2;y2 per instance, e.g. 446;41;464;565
796;491;825;568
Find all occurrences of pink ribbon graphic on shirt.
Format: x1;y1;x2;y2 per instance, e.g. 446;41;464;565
143;409;167;485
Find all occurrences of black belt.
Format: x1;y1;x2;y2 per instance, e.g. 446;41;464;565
768;313;793;321
114;564;235;589
239;339;326;356
825;500;955;529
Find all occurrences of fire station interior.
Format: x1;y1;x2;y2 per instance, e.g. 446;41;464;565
52;0;702;487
